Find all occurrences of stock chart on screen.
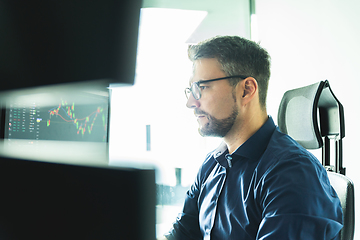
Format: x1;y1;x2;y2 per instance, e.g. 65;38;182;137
4;94;109;142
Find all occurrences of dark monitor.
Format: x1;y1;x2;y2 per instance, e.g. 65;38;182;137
0;156;156;240
0;0;142;92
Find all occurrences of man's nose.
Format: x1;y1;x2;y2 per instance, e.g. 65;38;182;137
186;94;200;109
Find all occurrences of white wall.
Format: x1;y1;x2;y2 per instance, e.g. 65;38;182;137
256;0;360;238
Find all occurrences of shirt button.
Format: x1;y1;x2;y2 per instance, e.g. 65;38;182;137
225;154;233;167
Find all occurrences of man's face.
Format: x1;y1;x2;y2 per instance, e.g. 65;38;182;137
186;58;239;137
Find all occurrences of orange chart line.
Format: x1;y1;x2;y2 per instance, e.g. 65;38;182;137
74;110;98;121
51;110;99;123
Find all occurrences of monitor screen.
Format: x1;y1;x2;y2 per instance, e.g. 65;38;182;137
0;90;110;166
3;92;109;142
0;156;156;240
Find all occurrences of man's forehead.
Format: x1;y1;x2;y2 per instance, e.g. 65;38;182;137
189;58;225;84
187;62;198;85
189;62;203;85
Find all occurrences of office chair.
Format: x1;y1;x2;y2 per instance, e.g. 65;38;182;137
277;80;354;240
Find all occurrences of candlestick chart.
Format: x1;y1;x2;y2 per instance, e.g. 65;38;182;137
45;100;108;142
4;94;109;142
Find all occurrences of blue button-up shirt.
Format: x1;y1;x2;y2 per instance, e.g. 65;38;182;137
166;117;343;240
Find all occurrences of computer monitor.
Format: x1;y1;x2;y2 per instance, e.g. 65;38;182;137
0;89;110;166
3;91;109;142
0;0;142;92
0;156;156;240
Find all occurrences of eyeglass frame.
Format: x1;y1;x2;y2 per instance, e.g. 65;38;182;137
185;75;249;100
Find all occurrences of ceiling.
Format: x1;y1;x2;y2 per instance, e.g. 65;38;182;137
142;0;252;43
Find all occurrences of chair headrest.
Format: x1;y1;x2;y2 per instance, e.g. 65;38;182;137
277;80;344;149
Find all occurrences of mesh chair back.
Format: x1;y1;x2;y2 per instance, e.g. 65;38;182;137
278;81;324;149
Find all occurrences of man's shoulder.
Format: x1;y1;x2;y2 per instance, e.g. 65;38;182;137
260;128;322;171
267;127;313;157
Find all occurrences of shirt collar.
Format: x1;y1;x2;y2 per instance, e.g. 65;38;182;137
213;116;276;165
233;116;276;160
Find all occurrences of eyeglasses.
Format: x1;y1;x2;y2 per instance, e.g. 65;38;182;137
185;75;248;100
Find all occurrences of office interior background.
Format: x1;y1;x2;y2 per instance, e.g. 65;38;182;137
109;0;359;238
0;0;357;238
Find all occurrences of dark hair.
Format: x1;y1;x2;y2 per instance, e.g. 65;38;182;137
188;36;271;109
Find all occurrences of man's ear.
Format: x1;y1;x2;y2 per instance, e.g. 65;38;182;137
240;77;258;104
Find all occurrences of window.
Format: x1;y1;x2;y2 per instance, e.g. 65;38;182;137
109;5;250;237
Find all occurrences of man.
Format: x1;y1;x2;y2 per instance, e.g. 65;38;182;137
163;36;343;239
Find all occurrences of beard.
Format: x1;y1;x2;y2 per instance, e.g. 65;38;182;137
196;105;239;138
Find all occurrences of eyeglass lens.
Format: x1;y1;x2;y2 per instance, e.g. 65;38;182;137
192;84;201;99
185;84;201;100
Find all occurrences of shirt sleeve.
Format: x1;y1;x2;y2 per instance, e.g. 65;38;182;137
256;154;343;240
165;155;216;240
165;184;203;240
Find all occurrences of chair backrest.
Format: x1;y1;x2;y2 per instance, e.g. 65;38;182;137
277;80;354;240
278;80;345;172
328;172;355;240
278;81;324;149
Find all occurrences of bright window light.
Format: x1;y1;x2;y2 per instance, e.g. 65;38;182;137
251;14;259;42
108;9;212;237
109;8;215;175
